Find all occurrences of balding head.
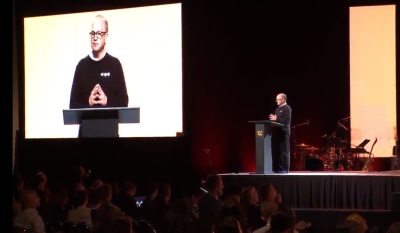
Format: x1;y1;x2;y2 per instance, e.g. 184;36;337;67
278;93;287;101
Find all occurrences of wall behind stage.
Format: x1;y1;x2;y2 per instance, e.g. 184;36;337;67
13;0;399;182
186;0;353;175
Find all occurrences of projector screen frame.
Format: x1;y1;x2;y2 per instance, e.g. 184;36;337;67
15;0;184;140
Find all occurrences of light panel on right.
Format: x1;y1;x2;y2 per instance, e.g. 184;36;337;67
349;4;396;157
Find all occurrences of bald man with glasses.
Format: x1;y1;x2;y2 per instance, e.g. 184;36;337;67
69;15;129;109
269;93;292;173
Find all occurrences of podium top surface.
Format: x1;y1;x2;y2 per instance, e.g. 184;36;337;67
248;120;284;127
63;107;140;125
64;107;139;112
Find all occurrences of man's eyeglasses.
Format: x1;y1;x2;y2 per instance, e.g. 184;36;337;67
89;31;108;39
276;98;283;100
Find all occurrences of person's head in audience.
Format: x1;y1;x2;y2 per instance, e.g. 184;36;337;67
51;186;70;209
386;221;400;233
111;181;120;197
73;189;89;209
178;185;203;210
35;171;48;191
157;181;172;205
260;200;278;224
72;164;87;180
186;185;203;206
92;179;104;189
345;213;368;233
20;189;41;210
216;215;243;233
73;181;86;193
269;208;296;233
97;183;113;204
146;180;159;200
123;181;137;197
335;220;364;233
71;164;89;188
241;186;259;206
205;174;224;198
88;187;102;208
259;182;281;204
222;182;242;206
111;215;134;233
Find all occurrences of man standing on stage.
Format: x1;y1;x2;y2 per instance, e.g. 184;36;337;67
269;93;292;173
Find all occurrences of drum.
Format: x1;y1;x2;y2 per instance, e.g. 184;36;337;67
305;157;324;171
334;158;350;171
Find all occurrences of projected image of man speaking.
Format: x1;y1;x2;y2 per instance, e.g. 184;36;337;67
69;15;129;109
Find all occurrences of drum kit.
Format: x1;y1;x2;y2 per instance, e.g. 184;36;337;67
292;117;366;171
290;116;370;171
293;140;356;171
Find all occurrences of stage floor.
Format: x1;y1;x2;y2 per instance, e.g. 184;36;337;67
219;170;400;210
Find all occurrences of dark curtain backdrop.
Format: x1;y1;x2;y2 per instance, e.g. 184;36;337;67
185;0;350;176
14;0;399;183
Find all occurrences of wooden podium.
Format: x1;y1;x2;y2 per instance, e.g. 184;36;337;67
63;107;140;138
249;120;284;174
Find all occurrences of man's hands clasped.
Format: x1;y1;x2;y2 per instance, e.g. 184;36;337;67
89;84;108;106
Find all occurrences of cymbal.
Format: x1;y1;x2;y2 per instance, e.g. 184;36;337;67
296;143;310;148
304;147;320;151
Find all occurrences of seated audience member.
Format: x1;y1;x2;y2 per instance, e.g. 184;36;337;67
216;215;243;233
258;183;310;232
88;187;102;209
92;179;104;189
113;181;140;219
270;205;311;233
219;182;245;232
253;200;278;233
111;181;121;204
268;207;296;233
155;181;174;229
26;171;52;217
344;213;368;233
134;219;158;233
140;181;162;230
92;183;124;233
197;174;224;233
67;189;93;229
258;183;281;205
386;221;400;233
110;215;135;233
13;189;46;233
165;185;203;233
41;186;70;231
241;186;264;232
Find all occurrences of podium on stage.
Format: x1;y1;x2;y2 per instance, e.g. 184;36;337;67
248;120;284;174
63;107;140;138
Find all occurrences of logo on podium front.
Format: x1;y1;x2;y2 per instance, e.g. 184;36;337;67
257;130;263;136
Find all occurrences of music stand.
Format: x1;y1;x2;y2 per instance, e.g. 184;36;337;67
348;139;370;170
